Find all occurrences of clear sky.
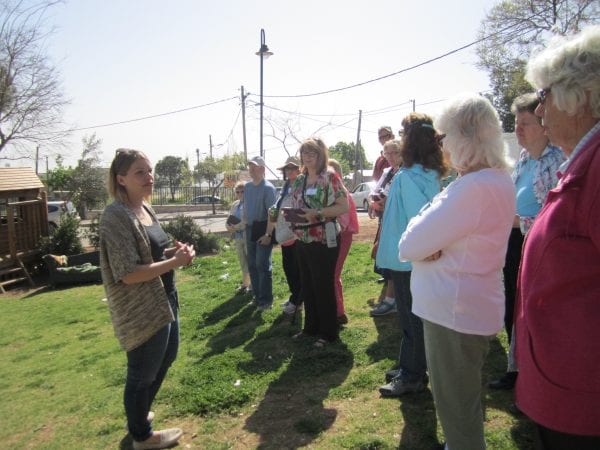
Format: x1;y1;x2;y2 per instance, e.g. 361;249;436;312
6;0;500;174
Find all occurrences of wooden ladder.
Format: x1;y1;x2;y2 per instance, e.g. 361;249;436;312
0;257;34;294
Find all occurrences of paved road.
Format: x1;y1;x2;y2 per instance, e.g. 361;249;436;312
81;209;370;239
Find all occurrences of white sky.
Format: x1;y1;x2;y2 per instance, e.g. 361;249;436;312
5;0;501;174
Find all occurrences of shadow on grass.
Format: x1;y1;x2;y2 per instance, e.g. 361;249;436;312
483;336;536;450
198;294;267;358
397;389;438;449
16;280;103;300
241;317;354;449
365;314;402;365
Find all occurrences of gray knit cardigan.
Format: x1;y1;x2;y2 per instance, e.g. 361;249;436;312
99;201;174;352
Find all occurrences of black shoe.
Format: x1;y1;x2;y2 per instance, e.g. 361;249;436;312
337;314;348;325
376;277;386;284
509;402;523;415
385;369;400;383
488;371;518;390
432;442;446;450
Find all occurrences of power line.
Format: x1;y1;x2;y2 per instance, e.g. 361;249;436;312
63;96;238;132
250;17;541;99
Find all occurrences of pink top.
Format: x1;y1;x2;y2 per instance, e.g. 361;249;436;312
337;192;359;234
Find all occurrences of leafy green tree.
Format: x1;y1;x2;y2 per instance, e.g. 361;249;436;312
328;141;371;177
69;134;108;218
219;152;247;172
47;155;75;193
155;156;188;202
195;156;220;188
476;0;599;130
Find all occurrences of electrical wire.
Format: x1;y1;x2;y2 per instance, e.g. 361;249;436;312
63;96;238;132
250;14;545;99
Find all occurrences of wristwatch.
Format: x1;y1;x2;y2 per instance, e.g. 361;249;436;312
316;209;324;222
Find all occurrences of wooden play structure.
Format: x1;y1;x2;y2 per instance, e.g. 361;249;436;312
0;167;49;293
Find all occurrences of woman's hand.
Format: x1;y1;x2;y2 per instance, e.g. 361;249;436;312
302;208;319;222
423;250;442;262
226;224;235;233
173;241;195;266
258;234;272;246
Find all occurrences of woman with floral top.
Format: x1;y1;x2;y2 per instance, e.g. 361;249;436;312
284;137;349;347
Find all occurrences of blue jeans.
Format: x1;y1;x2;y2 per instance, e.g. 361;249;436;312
124;292;179;441
390;270;427;382
246;229;273;307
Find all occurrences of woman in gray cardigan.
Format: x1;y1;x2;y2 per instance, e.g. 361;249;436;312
100;149;194;450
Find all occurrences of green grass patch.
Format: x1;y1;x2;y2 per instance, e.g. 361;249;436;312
0;242;534;449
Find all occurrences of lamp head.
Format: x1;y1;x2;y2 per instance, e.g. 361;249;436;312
255;44;273;58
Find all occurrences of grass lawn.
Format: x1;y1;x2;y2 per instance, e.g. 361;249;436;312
0;241;535;449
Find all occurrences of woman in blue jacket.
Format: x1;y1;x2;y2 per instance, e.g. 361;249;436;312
376;113;447;397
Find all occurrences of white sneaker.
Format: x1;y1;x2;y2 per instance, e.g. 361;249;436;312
133;428;183;450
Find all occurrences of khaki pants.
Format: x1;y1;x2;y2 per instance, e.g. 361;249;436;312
423;319;492;450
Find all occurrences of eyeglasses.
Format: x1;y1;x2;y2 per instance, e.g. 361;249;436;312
537;87;551;105
378;134;392;140
301;150;318;157
235;190;244;193
383;151;400;156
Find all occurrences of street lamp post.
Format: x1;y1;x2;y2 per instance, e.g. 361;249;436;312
256;28;273;158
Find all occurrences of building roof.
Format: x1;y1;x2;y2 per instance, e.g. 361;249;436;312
0;167;45;193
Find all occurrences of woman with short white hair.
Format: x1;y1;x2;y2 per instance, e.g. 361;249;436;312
398;94;515;450
515;25;600;449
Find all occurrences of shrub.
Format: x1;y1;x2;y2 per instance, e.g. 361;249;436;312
39;212;84;256
84;215;101;250
162;214;220;254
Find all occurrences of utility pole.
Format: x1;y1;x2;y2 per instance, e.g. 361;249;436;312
195;148;200;187
241;86;248;163
35;145;40;174
209;134;213;159
354;110;363;187
410;99;416;112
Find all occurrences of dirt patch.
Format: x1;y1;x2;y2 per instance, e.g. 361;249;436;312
355;214;379;243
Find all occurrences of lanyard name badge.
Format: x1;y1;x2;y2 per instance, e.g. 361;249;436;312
302;175;337;248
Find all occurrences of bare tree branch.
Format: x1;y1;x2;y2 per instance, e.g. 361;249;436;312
0;0;69;156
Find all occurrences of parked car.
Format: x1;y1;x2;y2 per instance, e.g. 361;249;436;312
350;182;376;211
187;195;222;205
47;200;79;232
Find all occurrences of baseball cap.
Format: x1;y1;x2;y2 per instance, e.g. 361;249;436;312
248;155;266;167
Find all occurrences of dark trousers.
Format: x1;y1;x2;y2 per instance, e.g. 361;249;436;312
281;242;302;306
503;228;524;342
535;423;600;450
390;270;427;381
296;240;339;342
125;298;179;441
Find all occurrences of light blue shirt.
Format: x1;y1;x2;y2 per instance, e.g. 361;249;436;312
515;158;540;218
244;179;277;225
376;164;441;271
